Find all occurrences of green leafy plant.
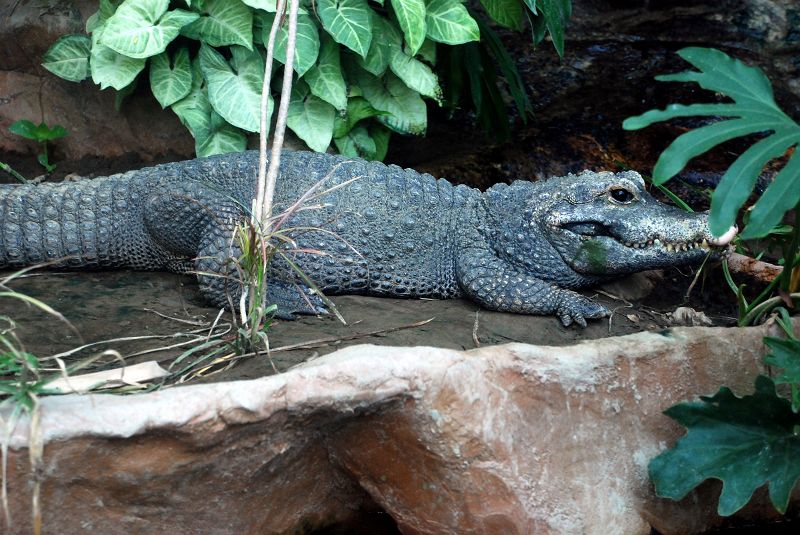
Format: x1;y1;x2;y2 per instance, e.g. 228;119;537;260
8;120;68;173
623;47;800;324
42;0;571;159
649;314;800;516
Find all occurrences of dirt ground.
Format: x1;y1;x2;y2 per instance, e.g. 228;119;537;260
0;261;740;386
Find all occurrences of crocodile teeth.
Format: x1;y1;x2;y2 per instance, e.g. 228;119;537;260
653;239;661;246
701;239;710;250
666;243;674;252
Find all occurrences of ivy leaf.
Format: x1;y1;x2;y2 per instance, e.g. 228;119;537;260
623;47;800;239
357;14;399;76
86;0;122;33
171;62;247;156
764;336;800;412
287;81;336;152
100;0;198;59
305;36;348;111
649;375;800;516
332;97;387;138
317;0;373;59
371;123;390;160
537;0;571;56
424;0;479;45
259;12;320;76
480;0;523;30
389;0;426;55
416;39;437;64
199;44;268;132
149;47;193;108
90;34;146;90
334;123;376;159
389;47;442;102
42;34;92;82
356;69;426;135
182;0;254;50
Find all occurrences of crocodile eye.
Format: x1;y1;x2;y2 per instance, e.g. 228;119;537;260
609;187;635;204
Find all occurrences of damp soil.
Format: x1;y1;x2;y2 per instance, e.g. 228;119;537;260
0;263;740;384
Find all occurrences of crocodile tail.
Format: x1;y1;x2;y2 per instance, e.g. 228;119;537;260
0;176;125;269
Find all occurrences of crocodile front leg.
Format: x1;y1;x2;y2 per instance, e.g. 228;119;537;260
456;245;609;327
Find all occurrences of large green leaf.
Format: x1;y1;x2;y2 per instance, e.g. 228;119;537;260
149;47;193;108
389;0;426;55
650;375;800;516
305;36;348;111
744;151;800;239
623;47;800;238
537;0;571;56
335;123;376;159
86;0;122;32
287;82;336;152
171;62;247;156
100;0;198;59
424;0;479;45
332;97;387;138
335;122;389;160
356;69;426;135
90;33;146;90
416;38;436;64
182;0;254;50
763;335;800;414
199;44;267;132
42;34;92;82
480;0;523;30
357;14;400;76
260;12;320;76
317;0;373;58
389;47;441;102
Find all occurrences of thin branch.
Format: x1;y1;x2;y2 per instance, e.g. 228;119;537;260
253;0;287;226
260;0;300;230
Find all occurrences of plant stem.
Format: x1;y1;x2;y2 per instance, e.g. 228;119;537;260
740;293;800;325
260;0;299;231
253;0;287;229
0;162;28;184
40;142;51;172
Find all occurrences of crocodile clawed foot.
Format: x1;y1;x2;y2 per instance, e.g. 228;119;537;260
557;293;610;328
269;283;329;320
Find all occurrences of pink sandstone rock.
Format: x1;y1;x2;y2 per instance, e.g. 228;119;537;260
3;323;798;534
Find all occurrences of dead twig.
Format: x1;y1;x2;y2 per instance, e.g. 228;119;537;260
725;252;783;284
472;310;480;347
277;317;435;353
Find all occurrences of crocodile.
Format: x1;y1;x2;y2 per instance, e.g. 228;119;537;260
0;150;735;326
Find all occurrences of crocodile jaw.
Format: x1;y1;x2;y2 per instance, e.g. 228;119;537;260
548;219;737;276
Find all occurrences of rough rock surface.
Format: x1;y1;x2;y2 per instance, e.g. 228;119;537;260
4;323;799;534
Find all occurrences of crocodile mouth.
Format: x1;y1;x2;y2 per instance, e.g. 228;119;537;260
559;222;735;253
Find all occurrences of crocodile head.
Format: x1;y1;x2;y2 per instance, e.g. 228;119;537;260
542;170;736;279
486;170;736;288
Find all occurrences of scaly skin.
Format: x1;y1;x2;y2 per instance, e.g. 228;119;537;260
0;151;734;326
